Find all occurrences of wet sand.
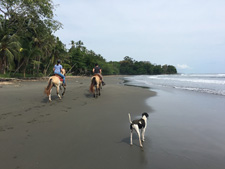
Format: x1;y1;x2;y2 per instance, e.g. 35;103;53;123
145;87;225;169
0;76;155;169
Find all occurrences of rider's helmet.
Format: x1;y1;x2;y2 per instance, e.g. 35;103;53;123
57;59;61;64
95;63;98;66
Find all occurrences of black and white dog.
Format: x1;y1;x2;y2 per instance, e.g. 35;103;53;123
128;112;149;147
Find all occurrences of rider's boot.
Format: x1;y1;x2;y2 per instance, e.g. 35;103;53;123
102;81;106;86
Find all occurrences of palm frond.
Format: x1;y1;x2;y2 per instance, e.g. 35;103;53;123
4;48;14;63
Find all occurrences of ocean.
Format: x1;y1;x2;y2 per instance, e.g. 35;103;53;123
124;73;225;96
123;74;225;168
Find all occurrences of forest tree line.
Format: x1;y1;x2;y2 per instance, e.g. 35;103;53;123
0;0;177;77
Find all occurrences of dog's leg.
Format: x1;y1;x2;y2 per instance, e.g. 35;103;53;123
130;129;133;146
141;127;146;142
133;125;143;147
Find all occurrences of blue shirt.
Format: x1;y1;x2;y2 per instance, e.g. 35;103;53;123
54;64;62;74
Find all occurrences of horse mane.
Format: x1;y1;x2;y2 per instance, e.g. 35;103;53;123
89;77;96;93
61;68;66;76
44;78;53;96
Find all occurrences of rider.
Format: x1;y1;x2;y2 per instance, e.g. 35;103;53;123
53;59;66;86
93;63;105;86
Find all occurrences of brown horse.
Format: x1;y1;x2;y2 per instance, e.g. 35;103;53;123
89;74;102;98
44;69;66;102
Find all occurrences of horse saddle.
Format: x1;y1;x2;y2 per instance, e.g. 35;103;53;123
94;74;102;80
54;74;63;82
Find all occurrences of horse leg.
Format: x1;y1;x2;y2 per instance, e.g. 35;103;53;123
97;82;101;96
95;85;98;98
62;86;66;96
100;81;102;89
56;85;61;99
49;89;52;102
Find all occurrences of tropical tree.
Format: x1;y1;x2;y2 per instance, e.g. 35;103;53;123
120;56;135;74
0;0;62;76
0;1;177;77
167;65;177;74
76;40;84;49
0;21;21;74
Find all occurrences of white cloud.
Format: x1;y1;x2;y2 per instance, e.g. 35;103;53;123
177;64;191;69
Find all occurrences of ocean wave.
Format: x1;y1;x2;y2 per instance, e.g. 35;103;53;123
147;76;225;85
125;74;225;96
173;86;225;96
180;74;225;77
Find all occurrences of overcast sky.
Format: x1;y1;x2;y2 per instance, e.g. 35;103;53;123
53;0;225;73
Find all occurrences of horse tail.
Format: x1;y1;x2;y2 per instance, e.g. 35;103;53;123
89;77;96;93
44;78;53;96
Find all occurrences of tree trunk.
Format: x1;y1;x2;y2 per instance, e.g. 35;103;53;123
0;53;6;74
13;60;25;75
37;56;40;75
0;60;4;74
23;68;26;78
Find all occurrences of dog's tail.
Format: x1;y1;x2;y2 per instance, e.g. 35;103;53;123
128;113;132;124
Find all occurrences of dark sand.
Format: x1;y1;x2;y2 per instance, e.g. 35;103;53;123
0;76;155;169
1;76;225;169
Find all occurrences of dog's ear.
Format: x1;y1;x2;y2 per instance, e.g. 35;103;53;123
142;112;149;118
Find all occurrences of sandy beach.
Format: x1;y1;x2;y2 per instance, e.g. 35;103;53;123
0;76;155;169
1;75;225;169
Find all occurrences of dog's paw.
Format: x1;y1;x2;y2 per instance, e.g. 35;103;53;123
130;143;133;146
140;145;143;148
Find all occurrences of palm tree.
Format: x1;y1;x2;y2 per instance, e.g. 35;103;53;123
76;40;84;50
16;41;41;77
70;40;75;48
0;32;21;74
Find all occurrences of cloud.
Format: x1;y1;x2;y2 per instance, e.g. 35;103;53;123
177;64;191;69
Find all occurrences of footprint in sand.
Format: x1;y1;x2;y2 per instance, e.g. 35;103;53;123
0;128;6;132
82;102;87;106
7;127;14;130
14;114;22;117
27;119;37;124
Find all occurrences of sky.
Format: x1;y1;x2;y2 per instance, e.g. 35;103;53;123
53;0;225;73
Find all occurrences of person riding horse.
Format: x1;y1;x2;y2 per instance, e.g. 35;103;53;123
53;59;66;86
92;63;105;86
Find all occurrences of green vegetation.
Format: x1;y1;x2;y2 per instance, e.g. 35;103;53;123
119;56;177;75
0;0;177;78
